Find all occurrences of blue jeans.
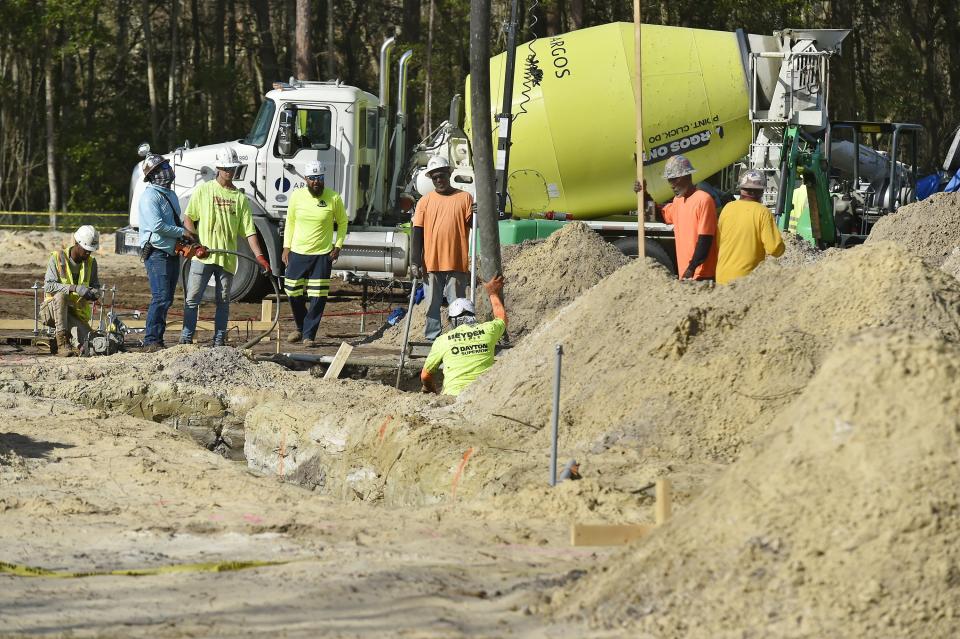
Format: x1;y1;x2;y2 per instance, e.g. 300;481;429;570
180;260;233;344
143;249;180;346
425;271;469;341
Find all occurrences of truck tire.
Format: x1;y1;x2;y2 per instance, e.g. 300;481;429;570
182;236;271;304
612;237;677;276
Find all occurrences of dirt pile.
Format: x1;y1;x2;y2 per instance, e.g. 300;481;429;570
866;191;960;265
772;231;826;267
461;241;960;473
555;331;960;637
942;247;960;280
373;222;628;346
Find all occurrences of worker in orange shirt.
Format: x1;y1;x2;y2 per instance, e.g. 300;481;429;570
635;154;718;281
410;156;474;341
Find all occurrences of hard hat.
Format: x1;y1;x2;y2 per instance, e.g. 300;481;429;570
448;297;475;318
215;147;241;169
74;225;100;252
738;169;766;191
425;156;452;177
141;154;168;181
662;155;696;180
304;161;326;178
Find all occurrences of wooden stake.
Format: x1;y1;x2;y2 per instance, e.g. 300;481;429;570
323;342;353;379
634;0;647;260
655;478;672;525
260;298;273;323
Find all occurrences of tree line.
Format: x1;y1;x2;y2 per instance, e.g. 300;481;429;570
0;0;956;213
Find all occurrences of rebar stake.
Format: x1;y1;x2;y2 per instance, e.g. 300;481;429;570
550;343;563;487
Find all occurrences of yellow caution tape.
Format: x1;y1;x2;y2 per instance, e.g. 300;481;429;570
0;558;295;579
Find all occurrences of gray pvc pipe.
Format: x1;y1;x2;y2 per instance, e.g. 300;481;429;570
550;344;563;487
395;276;418;388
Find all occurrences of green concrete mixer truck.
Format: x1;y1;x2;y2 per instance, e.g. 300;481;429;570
118;22;901;298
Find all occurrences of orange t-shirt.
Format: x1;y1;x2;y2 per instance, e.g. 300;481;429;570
412;189;474;272
662;189;718;279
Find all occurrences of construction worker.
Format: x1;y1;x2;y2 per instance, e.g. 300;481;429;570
281;160;347;346
180;147;270;346
138;153;196;352
411;156;474;341
40;226;102;357
715;169;785;284
420;275;506;396
635;154;718;280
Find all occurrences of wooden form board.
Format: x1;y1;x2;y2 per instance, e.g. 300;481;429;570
571;524;653;546
323;342;353;379
571;478;672;547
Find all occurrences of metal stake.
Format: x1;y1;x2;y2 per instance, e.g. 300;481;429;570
31;281;41;335
550;343;563;487
395;277;419;388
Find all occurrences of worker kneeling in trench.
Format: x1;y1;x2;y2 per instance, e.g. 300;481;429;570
420;275;507;396
40;225;103;357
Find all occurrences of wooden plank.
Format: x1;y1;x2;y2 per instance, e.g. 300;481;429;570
655;478;672;525
323;342;354;379
261;299;274;323
571;523;654;547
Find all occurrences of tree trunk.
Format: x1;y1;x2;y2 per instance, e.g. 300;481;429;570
142;0;161;144
250;0;280;88
295;0;313;79
402;0;421;42
59;36;73;212
190;0;204;137
213;0;226;138
469;0;502;280
423;0;435;137
326;0;335;78
569;0;584;29
167;0;180;150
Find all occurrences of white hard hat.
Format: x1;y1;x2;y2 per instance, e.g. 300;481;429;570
304;161;326;178
425;155;452;176
74;225;100;252
662;155;696;180
448;297;475;318
738;169;766;191
215;147;241;169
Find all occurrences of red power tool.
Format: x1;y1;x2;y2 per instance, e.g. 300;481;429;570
174;239;209;259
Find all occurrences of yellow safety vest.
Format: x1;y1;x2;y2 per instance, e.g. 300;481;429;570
46;250;93;322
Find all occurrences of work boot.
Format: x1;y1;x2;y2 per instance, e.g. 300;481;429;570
301;337;316;347
142;343;162;353
286;330;302;344
55;332;75;358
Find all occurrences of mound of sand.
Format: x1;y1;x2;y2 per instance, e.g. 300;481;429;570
866;191;960;265
461;241;960;472
772;231;826;267
941;247;960;280
373;222;628;346
556;331;960;637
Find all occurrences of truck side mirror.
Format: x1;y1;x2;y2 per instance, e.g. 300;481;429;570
277;105;297;158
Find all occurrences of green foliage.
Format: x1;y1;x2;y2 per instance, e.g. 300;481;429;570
0;0;957;212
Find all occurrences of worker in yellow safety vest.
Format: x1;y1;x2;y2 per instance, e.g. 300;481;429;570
40;225;102;357
715;170;785;284
420;275;507;396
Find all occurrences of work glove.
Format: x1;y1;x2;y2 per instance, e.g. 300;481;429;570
409;264;422;279
255;254;271;272
84;287;101;301
74;284;91;299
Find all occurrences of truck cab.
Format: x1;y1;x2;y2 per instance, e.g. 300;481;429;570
119;76;412;300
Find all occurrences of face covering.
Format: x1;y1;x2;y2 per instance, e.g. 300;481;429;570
149;164;175;189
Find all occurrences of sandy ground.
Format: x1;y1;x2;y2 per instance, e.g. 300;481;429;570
4;205;960;638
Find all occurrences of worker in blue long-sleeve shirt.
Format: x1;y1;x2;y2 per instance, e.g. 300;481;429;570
137;154;196;351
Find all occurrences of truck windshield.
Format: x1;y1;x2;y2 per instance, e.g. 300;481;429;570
242;99;276;147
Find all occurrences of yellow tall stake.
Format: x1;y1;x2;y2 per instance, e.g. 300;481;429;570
634;0;646;259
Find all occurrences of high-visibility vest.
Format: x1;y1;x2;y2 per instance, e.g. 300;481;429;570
45;250;93;322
